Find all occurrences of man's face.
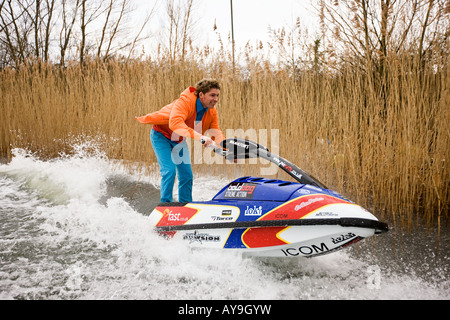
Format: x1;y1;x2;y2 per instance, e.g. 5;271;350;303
199;88;220;109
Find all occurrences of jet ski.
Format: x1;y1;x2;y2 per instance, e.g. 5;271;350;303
148;138;388;258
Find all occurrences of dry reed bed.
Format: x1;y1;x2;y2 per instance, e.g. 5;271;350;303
0;58;448;229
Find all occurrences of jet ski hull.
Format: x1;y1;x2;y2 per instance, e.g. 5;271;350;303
149;177;388;258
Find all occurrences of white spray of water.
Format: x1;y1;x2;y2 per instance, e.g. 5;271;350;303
0;140;448;300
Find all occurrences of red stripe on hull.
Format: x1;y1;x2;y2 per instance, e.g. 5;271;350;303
242;195;350;248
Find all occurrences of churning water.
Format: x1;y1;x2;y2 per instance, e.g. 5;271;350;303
0;142;448;300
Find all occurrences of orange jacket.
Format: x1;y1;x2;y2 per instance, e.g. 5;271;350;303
135;87;225;143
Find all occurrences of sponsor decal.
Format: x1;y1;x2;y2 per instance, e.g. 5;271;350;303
164;208;183;221
258;194;350;221
297;236;364;258
211;215;233;221
221;209;232;216
273;157;303;180
289;169;303;180
245;205;263;216
224;182;257;199
164;208;189;222
315;211;338;217
211;208;235;221
228;140;249;149
298;188;311;195
281;242;330;256
294;197;324;211
183;231;221;244
331;232;356;244
156;206;198;227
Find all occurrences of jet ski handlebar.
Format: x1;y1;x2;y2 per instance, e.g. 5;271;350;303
201;137;327;189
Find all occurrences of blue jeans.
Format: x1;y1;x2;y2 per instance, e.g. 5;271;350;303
150;129;193;203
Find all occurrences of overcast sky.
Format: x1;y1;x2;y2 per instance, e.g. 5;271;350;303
199;0;318;47
135;0;319;55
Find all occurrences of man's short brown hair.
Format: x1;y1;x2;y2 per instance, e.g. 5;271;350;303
195;79;220;96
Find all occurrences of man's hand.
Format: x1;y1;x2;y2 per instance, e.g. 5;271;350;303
200;136;215;147
200;137;236;162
